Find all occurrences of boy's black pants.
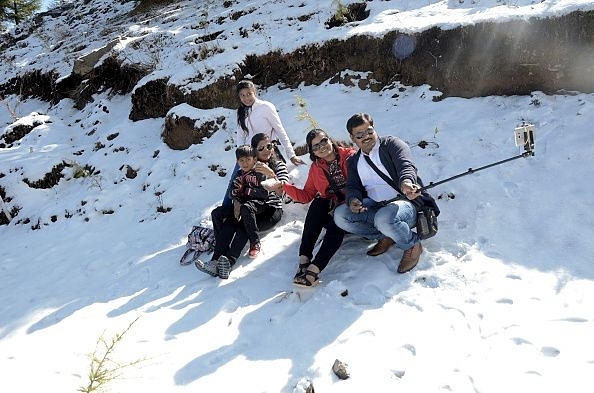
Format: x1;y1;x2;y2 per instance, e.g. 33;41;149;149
211;202;282;265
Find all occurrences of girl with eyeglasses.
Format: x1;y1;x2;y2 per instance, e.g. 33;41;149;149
280;129;356;287
205;134;289;278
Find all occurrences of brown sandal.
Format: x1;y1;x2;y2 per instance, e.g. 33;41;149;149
293;256;310;280
293;264;320;287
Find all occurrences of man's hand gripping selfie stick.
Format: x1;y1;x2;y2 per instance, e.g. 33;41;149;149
420;124;536;192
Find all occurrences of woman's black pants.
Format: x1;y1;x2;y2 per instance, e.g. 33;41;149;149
299;198;345;272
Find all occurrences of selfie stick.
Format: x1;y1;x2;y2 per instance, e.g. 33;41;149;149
420;124;535;191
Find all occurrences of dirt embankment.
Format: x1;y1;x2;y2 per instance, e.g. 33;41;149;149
1;11;593;121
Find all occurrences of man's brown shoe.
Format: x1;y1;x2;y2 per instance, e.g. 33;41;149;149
397;243;423;273
366;237;395;256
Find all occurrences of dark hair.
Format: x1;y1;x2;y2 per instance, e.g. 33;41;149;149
305;128;339;162
346;113;374;134
251;133;279;165
236;80;257;135
235;144;255;160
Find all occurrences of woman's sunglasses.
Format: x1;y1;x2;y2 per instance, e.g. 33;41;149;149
352;127;375;140
257;143;274;152
311;137;330;152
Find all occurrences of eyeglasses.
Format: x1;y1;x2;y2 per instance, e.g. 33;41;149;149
311;137;329;152
257;143;274;152
352;127;375;140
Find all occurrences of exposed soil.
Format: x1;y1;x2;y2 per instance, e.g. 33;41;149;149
22;161;67;189
128;10;594;120
0;185;20;225
1;11;593;122
325;2;371;29
162;113;227;150
1;55;147;109
0;120;44;147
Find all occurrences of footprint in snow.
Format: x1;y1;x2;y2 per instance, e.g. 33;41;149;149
503;181;520;198
221;291;250;313
414;275;441;288
541;346;560;357
558;317;588;323
511;337;532;345
266;291;307;322
350;284;387;307
390;343;417;379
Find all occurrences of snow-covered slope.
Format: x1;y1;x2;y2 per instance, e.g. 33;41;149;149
1;1;594;393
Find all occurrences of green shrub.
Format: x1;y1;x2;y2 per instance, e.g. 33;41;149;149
78;317;144;393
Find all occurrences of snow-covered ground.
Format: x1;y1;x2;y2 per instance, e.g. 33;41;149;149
1;1;594;392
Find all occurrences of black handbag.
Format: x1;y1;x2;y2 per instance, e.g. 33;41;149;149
363;155;439;240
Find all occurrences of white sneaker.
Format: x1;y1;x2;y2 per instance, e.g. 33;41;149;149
195;259;218;277
217;256;231;279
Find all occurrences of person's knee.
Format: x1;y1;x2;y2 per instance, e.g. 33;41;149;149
240;203;254;215
374;204;398;225
333;204;350;228
373;212;387;229
256;208;282;232
211;205;221;216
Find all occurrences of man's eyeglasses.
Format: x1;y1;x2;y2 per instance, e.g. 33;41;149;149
352;127;375;140
257;143;274;152
311;137;329;152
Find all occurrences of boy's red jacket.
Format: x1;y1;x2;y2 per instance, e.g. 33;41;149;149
283;146;356;204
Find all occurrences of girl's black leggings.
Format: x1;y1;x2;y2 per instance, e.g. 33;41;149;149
299;198;345;272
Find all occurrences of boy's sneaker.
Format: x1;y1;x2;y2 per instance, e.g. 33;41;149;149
217;255;231;279
194;259;218;277
248;242;261;258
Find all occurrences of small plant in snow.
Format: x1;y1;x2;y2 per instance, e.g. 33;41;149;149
89;175;104;191
122;34;170;72
331;0;349;24
155;190;171;213
64;160;104;189
78;317;144;393
295;95;320;131
72;163;92;179
0;94;19;122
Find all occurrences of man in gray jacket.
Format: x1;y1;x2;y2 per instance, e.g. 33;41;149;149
333;113;423;273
